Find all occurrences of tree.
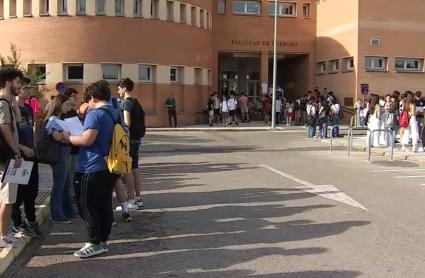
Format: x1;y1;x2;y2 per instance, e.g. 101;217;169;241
0;43;46;99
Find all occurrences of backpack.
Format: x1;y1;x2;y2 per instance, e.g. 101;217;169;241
0;98;14;163
99;107;133;175
128;98;146;140
34;118;61;165
399;110;410;128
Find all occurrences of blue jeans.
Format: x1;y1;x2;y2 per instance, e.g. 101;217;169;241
50;146;75;220
320;120;328;139
308;124;316;138
332;115;340;137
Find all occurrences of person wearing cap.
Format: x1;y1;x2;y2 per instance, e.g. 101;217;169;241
55;82;66;94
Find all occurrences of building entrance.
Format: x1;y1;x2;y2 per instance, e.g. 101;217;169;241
219;52;261;102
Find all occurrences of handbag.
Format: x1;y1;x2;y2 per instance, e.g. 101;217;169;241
34;119;61;165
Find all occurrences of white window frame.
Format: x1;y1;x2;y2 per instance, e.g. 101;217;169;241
268;2;296;17
316;61;326;74
65;64;84;82
342;57;354;72
166;0;174;21
191;6;196;25
58;0;68;15
365;56;387;71
233;1;261;15
327;59;339;73
77;0;86;14
194;68;202;85
101;64;121;82
133;0;142;16
96;0;105;15
218;0;225;14
151;0;159;18
170;67;180;83
302;3;310;18
395;57;424;72
138;64;154;83
115;0;124;15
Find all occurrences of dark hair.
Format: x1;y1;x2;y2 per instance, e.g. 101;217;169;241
50;95;55;100
404;92;415;111
87;82;110;102
0;68;24;89
62;87;78;98
118;78;134;92
368;94;379;114
47;94;69;118
415;91;422;98
21;77;31;86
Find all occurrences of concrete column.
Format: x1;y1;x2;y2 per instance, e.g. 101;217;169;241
124;0;133;17
48;0;58;15
158;0;165;20
195;6;200;27
68;0;77;15
84;64;102;83
105;0;114;16
32;0;40;16
142;0;151;18
4;0;10;19
122;64;138;82
86;0;96;15
201;69;209;86
185;3;190;26
16;0;23;17
172;0;179;23
156;65;170;84
261;50;269;91
46;63;64;84
183;67;194;85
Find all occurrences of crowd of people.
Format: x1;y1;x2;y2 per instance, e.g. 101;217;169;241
0;68;146;258
354;90;425;152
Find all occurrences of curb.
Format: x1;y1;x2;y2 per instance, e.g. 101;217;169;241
0;197;50;276
147;126;354;132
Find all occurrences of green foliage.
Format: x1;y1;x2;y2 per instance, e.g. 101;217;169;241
0;43;46;99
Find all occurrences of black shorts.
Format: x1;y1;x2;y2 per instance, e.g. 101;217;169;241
130;142;140;169
214;109;220;116
229;110;236;116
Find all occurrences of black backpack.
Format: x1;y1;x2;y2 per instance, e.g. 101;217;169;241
128;98;146;140
0;98;14;163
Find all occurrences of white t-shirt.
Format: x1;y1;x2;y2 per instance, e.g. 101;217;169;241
331;103;340;114
307;104;316;116
220;101;229;113
287;103;294;113
228;98;237;111
275;99;282;113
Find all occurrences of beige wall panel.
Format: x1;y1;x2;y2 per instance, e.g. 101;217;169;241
46;63;64;83
105;0;114;16
156;65;170;84
84;64;102;83
124;0;133;17
142;0;151;18
173;0;180;23
183;66;194;85
122;64;138;81
158;0;165;20
48;0;58;15
68;0;77;15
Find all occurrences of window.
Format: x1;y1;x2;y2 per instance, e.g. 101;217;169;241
328;59;339;73
180;3;186;23
28;64;46;84
59;0;67;14
9;0;16;17
342;57;354;72
316;61;326;74
233;1;260;15
218;0;225;14
194;68;202;85
77;0;86;14
134;0;141;16
23;0;32;16
208;70;212;86
395;58;423;72
138;65;154;82
40;0;49;14
166;0;173;21
102;64;121;81
96;0;105;14
170;67;181;83
365;56;387;71
65;64;84;82
200;10;205;28
115;0;124;15
206;11;210;29
0;0;3;18
191;6;196;25
302;3;310;18
151;0;159;18
268;2;296;16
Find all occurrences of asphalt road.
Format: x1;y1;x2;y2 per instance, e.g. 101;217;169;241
5;130;425;278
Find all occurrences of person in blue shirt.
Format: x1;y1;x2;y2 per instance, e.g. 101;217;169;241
63;83;118;258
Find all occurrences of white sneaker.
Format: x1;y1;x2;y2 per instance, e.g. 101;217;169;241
1;235;20;247
128;201;138;210
115;205;123;212
136;199;144;209
420;147;425;152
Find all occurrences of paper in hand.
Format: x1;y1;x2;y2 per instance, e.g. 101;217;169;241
1;159;34;185
55;116;84;136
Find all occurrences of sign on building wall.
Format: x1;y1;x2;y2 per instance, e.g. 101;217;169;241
231;40;298;47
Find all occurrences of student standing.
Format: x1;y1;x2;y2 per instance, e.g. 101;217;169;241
64;83;119;258
165;94;177;127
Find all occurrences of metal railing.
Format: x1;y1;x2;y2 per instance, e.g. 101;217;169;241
328;125;340;152
368;129;394;161
347;127;371;156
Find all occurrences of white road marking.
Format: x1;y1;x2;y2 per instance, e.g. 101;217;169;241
394;175;425;179
259;164;367;210
373;169;425;173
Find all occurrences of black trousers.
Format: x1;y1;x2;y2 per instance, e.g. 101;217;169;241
74;170;116;244
168;110;177;127
12;162;39;226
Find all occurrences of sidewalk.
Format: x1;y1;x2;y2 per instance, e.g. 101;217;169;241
0;164;53;276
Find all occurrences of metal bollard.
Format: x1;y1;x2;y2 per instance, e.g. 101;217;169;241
328;125;340;152
368;128;394;161
348;127;371;156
